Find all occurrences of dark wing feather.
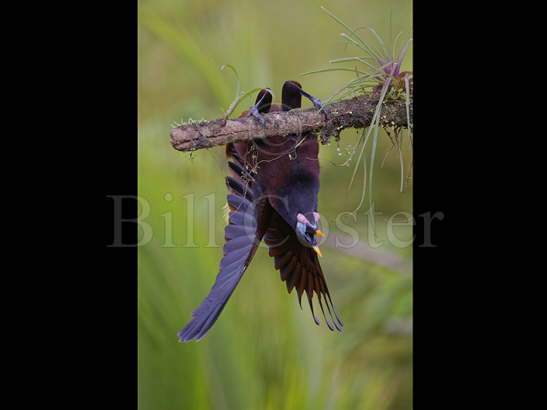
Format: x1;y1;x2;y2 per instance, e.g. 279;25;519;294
263;211;343;331
177;143;269;342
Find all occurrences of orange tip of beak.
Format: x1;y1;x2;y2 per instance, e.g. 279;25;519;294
312;246;323;257
315;229;325;237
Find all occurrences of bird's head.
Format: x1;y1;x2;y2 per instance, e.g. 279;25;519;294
295;212;325;257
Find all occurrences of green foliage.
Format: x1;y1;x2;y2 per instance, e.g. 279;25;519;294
303;7;413;219
138;0;412;409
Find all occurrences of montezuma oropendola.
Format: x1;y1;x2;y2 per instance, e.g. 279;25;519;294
178;81;343;342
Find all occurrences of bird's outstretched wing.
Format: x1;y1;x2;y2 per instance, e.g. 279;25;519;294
263;211;343;331
178;144;271;342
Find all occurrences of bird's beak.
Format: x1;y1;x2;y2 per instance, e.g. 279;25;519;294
315;229;325;237
312;246;322;257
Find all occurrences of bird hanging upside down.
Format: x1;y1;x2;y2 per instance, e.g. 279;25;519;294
178;81;343;342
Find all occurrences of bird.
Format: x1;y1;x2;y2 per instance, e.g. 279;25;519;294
178;81;343;342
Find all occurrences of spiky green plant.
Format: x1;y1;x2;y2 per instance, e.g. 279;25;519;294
303;7;413;223
219;64;275;119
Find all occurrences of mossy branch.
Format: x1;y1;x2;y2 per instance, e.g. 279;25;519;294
170;91;412;152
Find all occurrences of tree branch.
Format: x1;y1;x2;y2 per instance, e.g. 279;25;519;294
170;92;412;152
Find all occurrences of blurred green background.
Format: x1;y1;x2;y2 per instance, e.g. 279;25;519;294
138;0;413;409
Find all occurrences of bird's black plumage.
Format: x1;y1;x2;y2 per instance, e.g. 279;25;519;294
178;81;342;342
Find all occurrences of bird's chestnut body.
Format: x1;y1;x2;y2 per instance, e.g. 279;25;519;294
178;82;342;342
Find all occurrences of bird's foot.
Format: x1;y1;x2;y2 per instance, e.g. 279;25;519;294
249;104;268;126
299;89;324;111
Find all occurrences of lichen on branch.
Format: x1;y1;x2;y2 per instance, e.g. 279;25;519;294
169;92;412;152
